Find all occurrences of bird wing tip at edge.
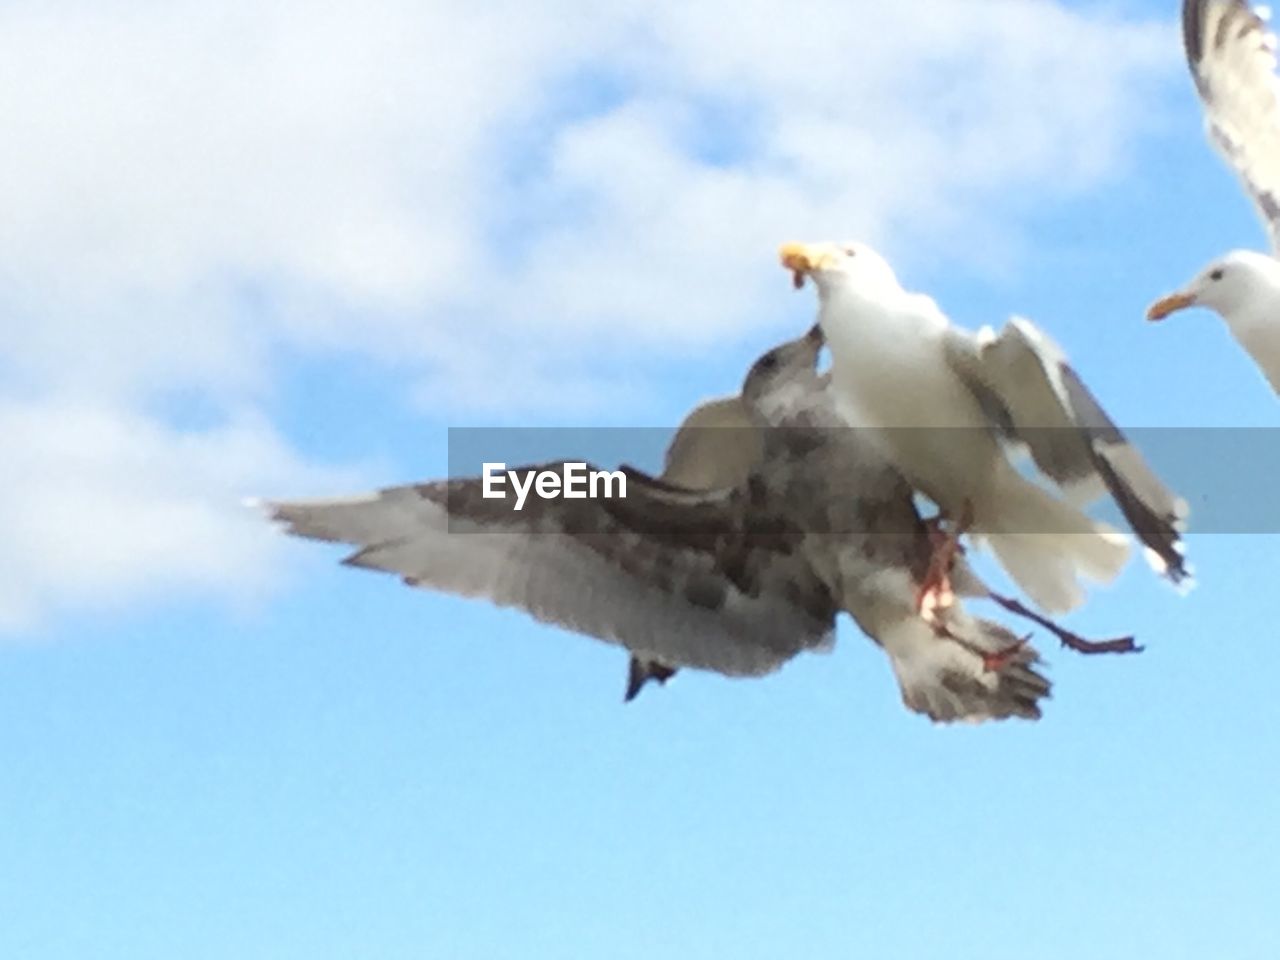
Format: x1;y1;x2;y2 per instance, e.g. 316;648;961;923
242;496;287;529
243;495;294;531
1142;545;1196;591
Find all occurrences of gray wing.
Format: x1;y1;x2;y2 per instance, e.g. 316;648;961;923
942;317;1190;584
1183;0;1280;251
264;461;836;679
655;368;838;494
659;394;762;489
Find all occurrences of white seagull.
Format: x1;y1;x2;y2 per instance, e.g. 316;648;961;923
1146;0;1280;393
781;241;1190;616
262;327;1086;723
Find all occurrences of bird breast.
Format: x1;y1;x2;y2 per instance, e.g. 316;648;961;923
819;295;1000;511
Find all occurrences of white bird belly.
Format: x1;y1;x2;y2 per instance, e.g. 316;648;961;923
822;302;999;513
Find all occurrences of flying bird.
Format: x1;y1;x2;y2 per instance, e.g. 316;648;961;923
262;327;1077;723
781;241;1190;616
1146;0;1280;393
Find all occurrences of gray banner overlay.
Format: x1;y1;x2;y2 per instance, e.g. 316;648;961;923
445;427;1275;534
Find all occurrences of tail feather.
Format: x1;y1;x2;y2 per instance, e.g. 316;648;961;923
624;657;678;702
979;468;1129;615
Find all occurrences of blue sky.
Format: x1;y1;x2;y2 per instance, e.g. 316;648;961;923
3;0;1279;957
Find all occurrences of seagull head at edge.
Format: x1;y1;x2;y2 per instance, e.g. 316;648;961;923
1146;249;1280;329
778;241;904;303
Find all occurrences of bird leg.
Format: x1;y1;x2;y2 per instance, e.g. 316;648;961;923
985;591;1143;656
916;503;972;621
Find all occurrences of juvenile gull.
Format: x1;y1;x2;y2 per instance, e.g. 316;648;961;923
263;328;1072;723
1147;0;1280;393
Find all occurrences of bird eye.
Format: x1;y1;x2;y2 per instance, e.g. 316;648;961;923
843;246;857;257
1209;268;1225;281
756;353;779;373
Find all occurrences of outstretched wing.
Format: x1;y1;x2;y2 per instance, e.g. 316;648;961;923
263;461;836;678
943;318;1190;584
1183;0;1280;252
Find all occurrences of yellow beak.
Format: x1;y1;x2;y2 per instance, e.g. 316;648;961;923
1146;291;1197;322
778;242;832;289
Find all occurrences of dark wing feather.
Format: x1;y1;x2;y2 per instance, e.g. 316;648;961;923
1184;0;1280;251
265;460;836;678
943;319;1190;584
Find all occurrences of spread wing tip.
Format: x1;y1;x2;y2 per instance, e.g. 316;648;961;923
245;496;295;530
1184;0;1275;67
254;498;342;542
249;497;307;536
1145;544;1197;591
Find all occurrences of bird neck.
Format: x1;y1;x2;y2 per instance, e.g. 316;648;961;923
1222;300;1273;345
819;287;946;352
1222;306;1280;392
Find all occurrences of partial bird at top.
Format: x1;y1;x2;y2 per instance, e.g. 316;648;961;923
781;240;1190;616
1147;0;1280;394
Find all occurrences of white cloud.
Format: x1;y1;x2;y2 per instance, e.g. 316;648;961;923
0;398;366;632
0;0;1175;631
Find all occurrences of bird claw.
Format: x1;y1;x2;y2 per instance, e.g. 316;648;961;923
980;635;1031;672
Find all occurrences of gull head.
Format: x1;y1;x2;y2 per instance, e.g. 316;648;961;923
778;241;903;301
1147;249;1280;325
740;323;824;423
